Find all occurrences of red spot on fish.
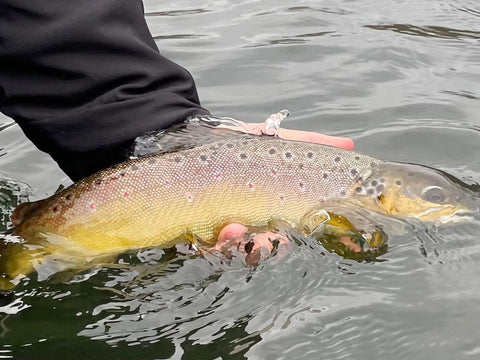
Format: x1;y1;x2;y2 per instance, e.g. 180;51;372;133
52;206;59;213
248;182;254;189
90;203;96;210
66;194;72;201
186;194;194;203
280;196;285;203
271;169;277;176
123;191;129;197
110;176;119;181
165;180;171;186
215;173;222;179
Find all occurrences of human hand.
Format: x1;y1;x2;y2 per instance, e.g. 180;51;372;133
215;224;290;266
241;122;354;150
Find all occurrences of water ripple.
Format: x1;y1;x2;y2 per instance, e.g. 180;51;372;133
365;24;480;39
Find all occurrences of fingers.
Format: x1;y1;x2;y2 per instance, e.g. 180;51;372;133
242;122;354;150
215;223;290;266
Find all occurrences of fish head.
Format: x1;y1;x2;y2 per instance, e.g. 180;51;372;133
351;162;478;224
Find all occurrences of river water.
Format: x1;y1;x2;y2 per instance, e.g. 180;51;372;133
1;1;480;359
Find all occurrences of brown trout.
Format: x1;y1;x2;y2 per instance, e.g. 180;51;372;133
1;134;476;287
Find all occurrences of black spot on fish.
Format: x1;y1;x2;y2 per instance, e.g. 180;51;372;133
148;159;156;165
377;184;385;193
245;240;254;254
395;179;402;186
269;148;276;155
299;164;304;170
355;186;362;193
285;152;292;159
65;194;72;201
367;189;374;195
323;173;328;179
131;164;139;171
226;143;234;149
355;156;360;160
200;155;207;162
307;152;314;159
174;157;181;163
120;171;126;177
371;180;378;186
95;179;102;185
242;141;249;145
334;156;341;163
350;169;358;177
340;190;346;196
240;153;247;160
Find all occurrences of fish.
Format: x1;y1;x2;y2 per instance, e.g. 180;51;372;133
0;134;477;288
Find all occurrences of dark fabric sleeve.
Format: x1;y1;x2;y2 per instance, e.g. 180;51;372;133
0;0;210;181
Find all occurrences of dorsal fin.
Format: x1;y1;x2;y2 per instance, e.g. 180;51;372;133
130;116;251;158
10;200;44;226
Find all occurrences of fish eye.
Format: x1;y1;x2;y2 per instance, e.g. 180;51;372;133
421;186;446;204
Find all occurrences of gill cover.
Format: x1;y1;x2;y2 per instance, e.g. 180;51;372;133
353;162;477;223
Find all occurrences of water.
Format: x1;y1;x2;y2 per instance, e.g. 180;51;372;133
1;0;480;358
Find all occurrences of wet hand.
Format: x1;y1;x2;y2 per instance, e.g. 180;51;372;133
242;122;354;150
215;224;290;266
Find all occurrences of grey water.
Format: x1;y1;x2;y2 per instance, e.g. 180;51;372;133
1;0;480;359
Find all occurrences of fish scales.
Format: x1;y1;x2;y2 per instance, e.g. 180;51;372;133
13;135;380;253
